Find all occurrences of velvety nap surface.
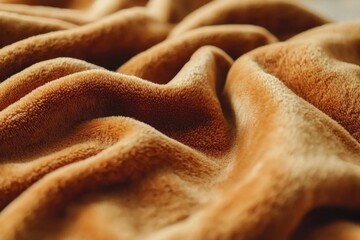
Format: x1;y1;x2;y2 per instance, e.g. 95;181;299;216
0;0;359;239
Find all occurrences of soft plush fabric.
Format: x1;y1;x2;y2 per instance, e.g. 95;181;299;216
0;0;359;239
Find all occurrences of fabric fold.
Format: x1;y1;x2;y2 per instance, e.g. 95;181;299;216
169;0;330;40
0;7;171;81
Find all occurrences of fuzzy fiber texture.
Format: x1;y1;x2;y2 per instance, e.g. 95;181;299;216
0;0;359;239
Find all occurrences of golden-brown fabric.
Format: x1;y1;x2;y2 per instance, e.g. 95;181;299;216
0;0;359;240
169;0;330;40
0;0;149;24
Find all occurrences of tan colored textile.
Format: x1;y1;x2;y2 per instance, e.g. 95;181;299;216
0;0;359;239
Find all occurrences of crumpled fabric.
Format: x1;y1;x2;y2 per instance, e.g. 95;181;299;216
0;0;359;239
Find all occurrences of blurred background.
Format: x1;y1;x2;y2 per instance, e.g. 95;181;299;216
297;0;360;21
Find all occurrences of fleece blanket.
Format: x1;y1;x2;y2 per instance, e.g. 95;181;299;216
0;0;359;239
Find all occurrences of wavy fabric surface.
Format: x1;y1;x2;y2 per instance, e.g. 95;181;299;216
0;0;359;239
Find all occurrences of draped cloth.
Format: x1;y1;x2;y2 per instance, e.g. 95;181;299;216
0;0;359;239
